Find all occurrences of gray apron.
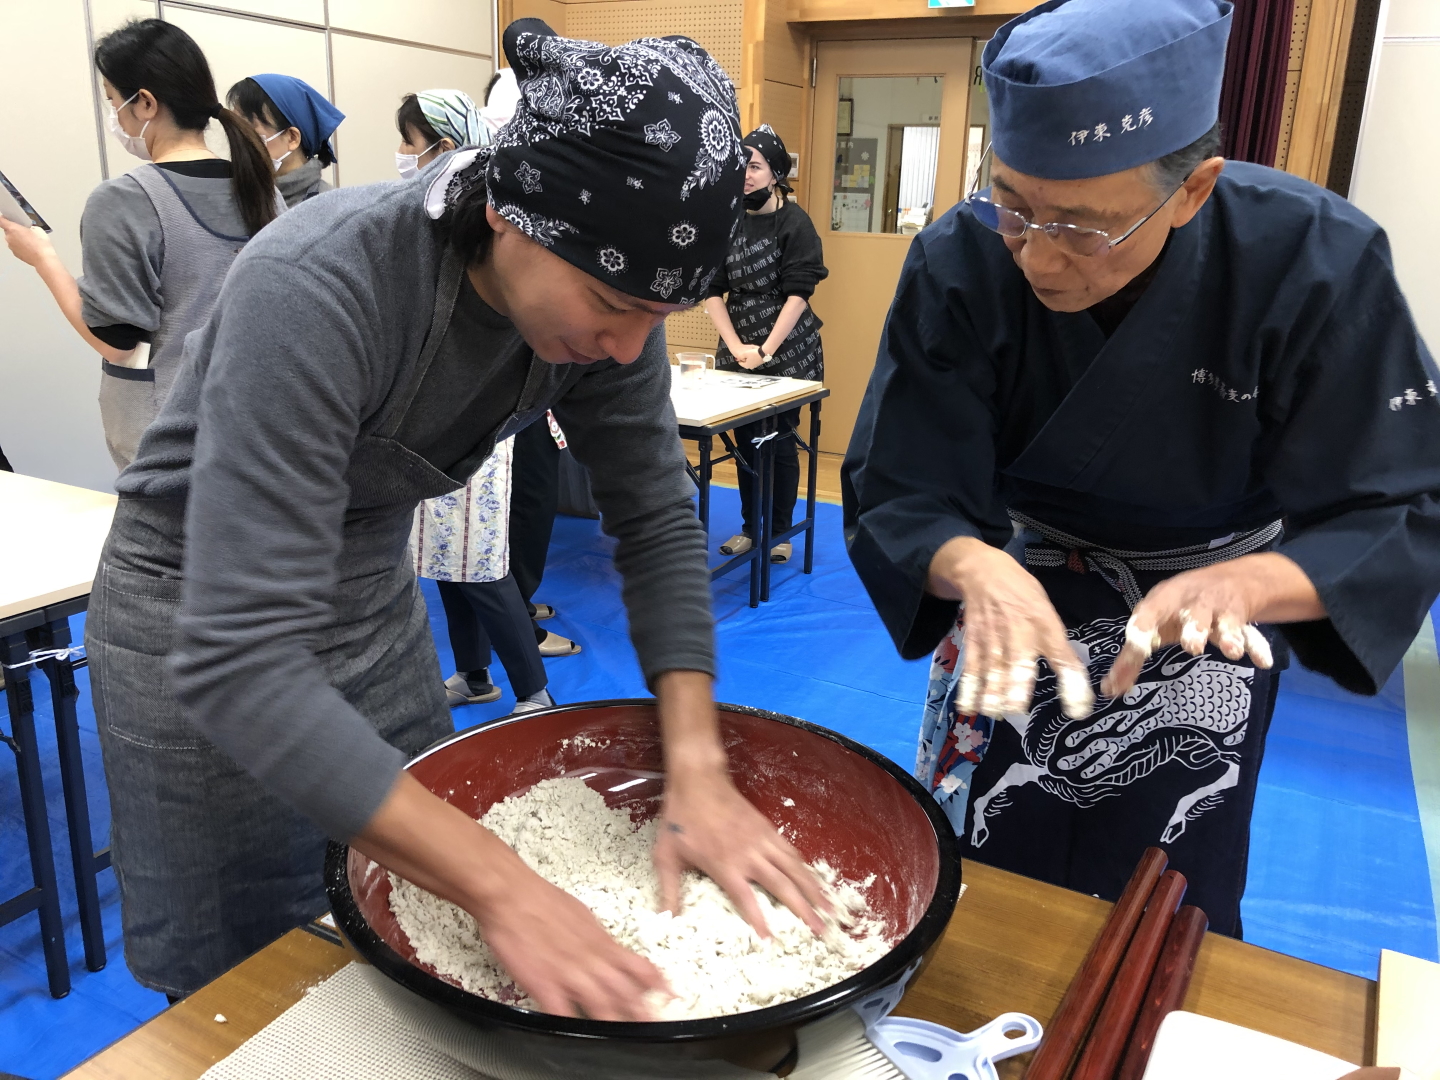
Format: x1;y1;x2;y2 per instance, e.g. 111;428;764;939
98;166;250;471
87;248;532;995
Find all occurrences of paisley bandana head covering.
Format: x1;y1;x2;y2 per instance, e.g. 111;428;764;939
426;18;745;307
742;124;792;193
417;89;484;148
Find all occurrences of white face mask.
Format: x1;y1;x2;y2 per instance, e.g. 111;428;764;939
395;142;438;179
107;92;151;161
265;129;293;171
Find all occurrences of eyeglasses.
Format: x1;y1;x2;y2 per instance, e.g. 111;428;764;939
964;144;1189;258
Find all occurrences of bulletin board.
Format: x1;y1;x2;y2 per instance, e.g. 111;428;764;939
831;136;877;232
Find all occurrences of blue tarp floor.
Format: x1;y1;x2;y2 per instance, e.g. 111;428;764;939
2;486;1436;1078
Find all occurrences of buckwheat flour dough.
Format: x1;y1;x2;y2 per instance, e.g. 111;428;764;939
388;777;892;1019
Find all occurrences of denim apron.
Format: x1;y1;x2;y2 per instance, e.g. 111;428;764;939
86;247;551;995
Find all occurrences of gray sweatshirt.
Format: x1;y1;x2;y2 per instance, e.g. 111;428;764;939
115;166;713;841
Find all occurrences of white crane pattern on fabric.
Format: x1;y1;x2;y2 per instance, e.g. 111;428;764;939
969;616;1253;848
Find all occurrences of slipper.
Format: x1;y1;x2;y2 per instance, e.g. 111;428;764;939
512;688;558;714
444;672;502;706
533;603;557;620
719;534;753;556
538;631;583;657
770;542;792;564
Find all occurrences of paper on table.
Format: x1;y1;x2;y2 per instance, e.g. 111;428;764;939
1378;949;1440;1080
669;369;822;428
709;372;781;389
1142;1011;1356;1080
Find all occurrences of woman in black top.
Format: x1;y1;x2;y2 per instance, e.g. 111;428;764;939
704;125;828;562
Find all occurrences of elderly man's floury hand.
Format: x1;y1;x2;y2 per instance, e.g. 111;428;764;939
926;536;1095;721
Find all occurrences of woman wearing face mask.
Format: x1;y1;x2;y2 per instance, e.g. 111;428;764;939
86;21;828;1016
704;125;827;563
395;89;483;178
228;74;343;208
0;19;280;471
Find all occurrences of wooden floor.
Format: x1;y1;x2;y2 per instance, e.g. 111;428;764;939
683;444;845;504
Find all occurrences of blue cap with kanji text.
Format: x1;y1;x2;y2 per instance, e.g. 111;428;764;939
982;0;1232;180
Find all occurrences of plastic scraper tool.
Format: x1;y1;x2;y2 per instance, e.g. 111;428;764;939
790;1007;1043;1080
868;1013;1044;1080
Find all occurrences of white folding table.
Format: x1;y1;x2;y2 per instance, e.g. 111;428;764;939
671;370;830;606
0;471;117;997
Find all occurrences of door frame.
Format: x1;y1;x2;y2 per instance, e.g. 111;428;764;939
808;38;975;246
805;38;975;453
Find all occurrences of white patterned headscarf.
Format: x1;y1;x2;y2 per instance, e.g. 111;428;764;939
417;89;484;148
425;18;745;307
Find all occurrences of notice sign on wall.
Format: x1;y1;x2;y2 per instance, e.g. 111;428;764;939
927;0;975;6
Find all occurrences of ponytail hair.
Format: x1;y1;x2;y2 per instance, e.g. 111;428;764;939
95;19;277;236
212;107;279;235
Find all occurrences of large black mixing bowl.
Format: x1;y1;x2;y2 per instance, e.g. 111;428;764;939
325;700;961;1077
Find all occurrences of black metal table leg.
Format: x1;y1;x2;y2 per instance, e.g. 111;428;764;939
1;631;71;998
804;400;822;575
747;424;766;608
759;416;778;604
36;619;107;972
698;434;712;536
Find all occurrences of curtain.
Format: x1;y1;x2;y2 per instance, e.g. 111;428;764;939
1218;0;1296;166
898;125;941;211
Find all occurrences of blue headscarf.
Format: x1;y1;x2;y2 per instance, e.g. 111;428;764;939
251;74;345;161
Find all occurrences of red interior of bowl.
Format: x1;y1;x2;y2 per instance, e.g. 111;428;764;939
348;704;941;988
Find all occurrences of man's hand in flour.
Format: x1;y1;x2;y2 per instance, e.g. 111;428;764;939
652;670;831;938
352;771;667;1022
927;536;1094;721
479;864;671;1021
1101;552;1324;699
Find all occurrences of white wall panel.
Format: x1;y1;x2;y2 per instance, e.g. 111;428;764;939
161;0;326;26
1351;38;1440;353
1384;0;1440;38
0;2;116;490
91;0;160;36
329;0;491;57
330;33;491;187
161;7;329;113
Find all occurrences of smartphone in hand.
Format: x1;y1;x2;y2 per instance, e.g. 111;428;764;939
0;169;51;232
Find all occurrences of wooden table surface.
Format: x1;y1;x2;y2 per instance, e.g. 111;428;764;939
65;860;1372;1078
0;471;116;619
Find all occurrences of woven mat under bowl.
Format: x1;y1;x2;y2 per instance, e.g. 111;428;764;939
199;964;491;1080
199;962;891;1080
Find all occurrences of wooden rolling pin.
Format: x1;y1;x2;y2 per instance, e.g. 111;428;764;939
1070;869;1188;1080
1114;904;1209;1080
1022;847;1170;1080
